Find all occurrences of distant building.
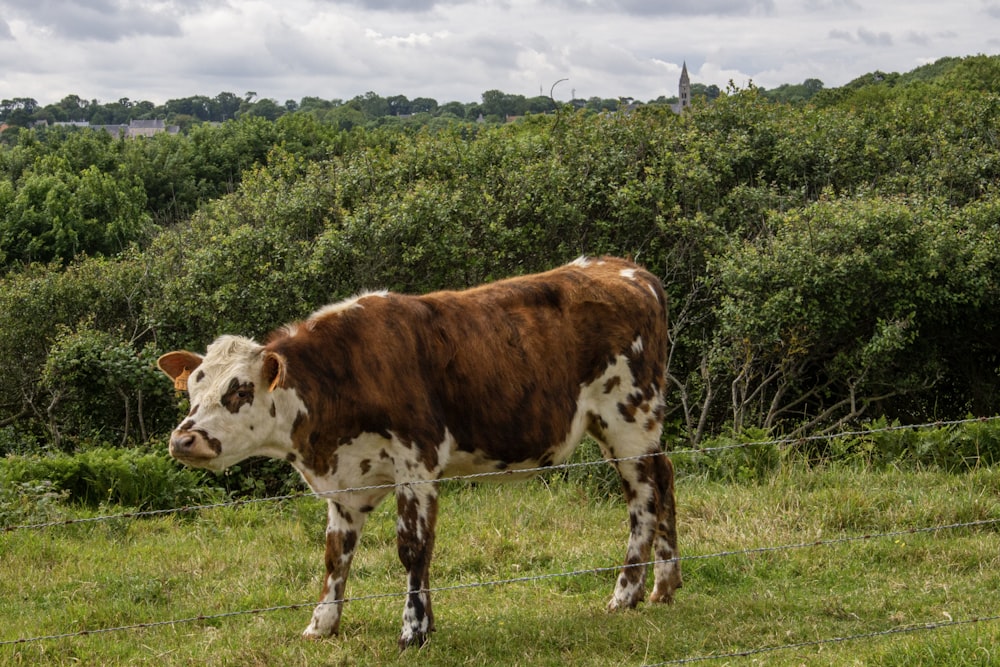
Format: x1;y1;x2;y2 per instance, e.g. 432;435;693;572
672;62;691;114
52;118;179;138
126;119;175;137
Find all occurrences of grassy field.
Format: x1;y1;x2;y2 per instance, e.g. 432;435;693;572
2;463;999;666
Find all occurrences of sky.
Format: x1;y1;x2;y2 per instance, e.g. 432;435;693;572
1;0;999;108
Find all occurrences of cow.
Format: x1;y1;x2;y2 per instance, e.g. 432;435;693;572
157;256;681;649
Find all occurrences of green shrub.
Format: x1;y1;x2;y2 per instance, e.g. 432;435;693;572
790;417;1000;471
0;446;223;510
674;427;782;483
867;418;1000;470
0;479;69;526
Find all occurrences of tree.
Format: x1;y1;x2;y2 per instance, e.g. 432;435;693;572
0;98;39;125
438;101;465;118
352;91;390;119
387;95;411;116
243;98;285;121
480;89;507;117
211;92;242;121
411;97;438;114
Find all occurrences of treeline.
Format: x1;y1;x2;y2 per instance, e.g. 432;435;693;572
1;54;999;459
10;53;986;135
1;85;729;132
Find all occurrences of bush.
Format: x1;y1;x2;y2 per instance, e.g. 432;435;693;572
862;418;1000;470
0;479;69;526
0;446;223;510
674;428;781;483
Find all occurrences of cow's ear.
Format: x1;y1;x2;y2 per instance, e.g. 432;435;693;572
157;351;203;391
262;351;287;392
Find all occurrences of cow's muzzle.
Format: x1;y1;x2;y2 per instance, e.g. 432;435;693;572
168;430;222;467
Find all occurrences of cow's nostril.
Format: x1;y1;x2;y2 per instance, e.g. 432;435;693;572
171;433;196;452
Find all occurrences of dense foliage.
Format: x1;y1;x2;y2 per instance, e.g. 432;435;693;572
1;54;998;471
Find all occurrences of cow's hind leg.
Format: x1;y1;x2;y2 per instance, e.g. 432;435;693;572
395;482;439;649
303;500;371;639
648;454;682;604
592;415;680;611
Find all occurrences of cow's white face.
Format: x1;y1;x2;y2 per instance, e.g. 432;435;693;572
158;335;298;471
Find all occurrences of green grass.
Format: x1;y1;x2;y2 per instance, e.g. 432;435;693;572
2;465;999;666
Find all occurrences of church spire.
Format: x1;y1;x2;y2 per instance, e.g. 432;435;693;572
679;61;691;110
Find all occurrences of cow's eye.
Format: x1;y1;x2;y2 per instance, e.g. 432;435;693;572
221;379;255;412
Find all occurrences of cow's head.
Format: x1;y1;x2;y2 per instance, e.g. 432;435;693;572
157;335;294;471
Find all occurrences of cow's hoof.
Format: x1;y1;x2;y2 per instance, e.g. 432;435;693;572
398;630;430;650
649;580;681;604
608;591;646;612
648;588;674;604
649;568;683;604
302;624;336;640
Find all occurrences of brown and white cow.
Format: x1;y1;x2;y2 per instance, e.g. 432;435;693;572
157;256;681;649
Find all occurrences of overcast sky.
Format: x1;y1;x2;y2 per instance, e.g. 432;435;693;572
2;0;999;107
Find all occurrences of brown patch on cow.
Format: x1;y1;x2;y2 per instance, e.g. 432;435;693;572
198;430;222;455
321;528;358;600
587;412;609;441
342;529;358;553
291;410;334;478
180;419;195;431
617;391;648;423
360;459;372;475
221;377;254;414
334;503;354;524
603;376;622;394
195;370;205;383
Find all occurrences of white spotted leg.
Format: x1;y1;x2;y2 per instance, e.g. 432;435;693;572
395;481;439;649
605;451;659;611
648;454;682;604
303;500;370;639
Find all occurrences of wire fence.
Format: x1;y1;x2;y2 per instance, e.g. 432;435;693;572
2;415;999;662
5;415;995;534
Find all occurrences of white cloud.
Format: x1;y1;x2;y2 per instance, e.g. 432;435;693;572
0;0;998;105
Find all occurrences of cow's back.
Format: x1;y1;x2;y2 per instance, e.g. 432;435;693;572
267;256;667;468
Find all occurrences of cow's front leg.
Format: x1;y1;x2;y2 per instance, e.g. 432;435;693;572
303;500;369;639
395;482;439;649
